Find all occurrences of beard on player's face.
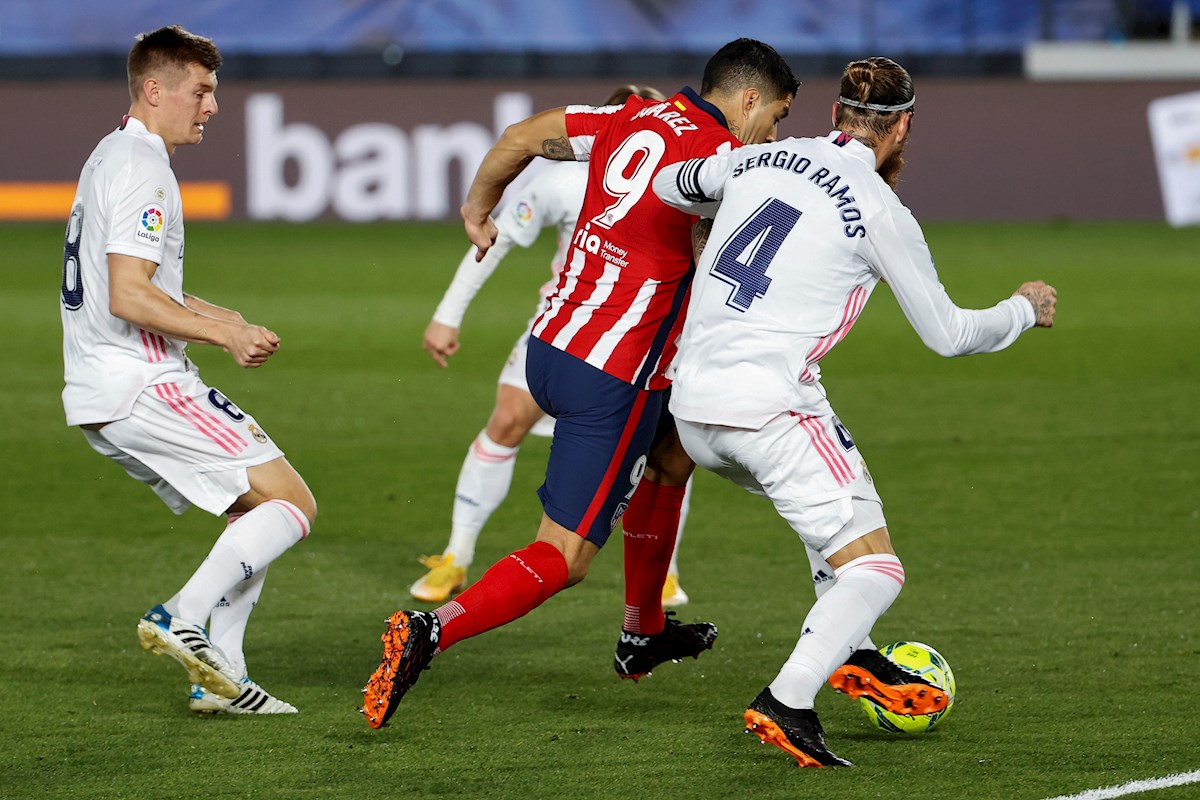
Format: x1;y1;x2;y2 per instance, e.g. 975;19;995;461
878;124;911;190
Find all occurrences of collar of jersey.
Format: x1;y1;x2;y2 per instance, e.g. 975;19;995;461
824;130;876;169
679;86;729;131
118;115;170;162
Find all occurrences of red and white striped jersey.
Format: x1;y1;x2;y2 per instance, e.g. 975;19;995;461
60;116;194;426
532;88;739;390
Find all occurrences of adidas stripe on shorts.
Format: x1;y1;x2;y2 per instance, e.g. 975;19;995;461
82;373;284;515
676;410;885;559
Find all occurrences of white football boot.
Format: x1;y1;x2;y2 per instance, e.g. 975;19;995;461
189;678;299;715
137;604;241;699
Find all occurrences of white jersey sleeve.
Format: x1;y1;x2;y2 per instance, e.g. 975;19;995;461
431;235;518;328
866;199;1035;357
104;148;178;266
653;151;737;216
432;162;586;328
61;117;192;426
663;133;1039;430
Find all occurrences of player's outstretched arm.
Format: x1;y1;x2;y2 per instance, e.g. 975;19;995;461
1014;281;1057;327
108;253;280;368
422;321;460;368
871;208;1052;357
462;107;569;260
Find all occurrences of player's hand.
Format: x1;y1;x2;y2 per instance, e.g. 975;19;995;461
423;321;461;368
461;204;499;261
226;324;281;368
1015;281;1057;328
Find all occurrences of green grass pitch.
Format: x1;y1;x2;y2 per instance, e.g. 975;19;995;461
1;219;1197;799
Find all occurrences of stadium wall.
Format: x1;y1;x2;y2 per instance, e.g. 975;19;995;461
2;77;1189;222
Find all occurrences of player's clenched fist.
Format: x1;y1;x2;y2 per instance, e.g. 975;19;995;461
422;321;461;368
461;205;499;260
226;323;281;368
1014;281;1057;328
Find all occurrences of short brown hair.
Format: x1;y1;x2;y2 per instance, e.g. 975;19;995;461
127;25;222;102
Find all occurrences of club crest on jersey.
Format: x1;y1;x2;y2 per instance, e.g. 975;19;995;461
248;423;268;444
611;501;630;531
136;203;165;245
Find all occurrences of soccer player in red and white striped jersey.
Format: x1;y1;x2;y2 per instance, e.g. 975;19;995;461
412;86;700;610
362;40;799;729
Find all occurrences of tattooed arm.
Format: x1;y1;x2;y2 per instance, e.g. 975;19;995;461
461;107;570;259
691;218;713;263
1015;281;1057;327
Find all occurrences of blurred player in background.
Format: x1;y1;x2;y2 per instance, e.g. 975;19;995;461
362;39;799;729
414;85;693;609
652;56;1057;766
60;25;315;715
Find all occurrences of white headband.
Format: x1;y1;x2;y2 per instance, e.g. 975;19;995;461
837;95;916;112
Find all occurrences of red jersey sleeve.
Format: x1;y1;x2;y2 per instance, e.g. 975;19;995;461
564;103;625;162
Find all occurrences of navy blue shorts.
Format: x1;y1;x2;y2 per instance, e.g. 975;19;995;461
526;336;664;547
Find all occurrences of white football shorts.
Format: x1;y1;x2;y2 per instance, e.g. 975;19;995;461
81;374;284;516
677;410;885;559
498;316;555;438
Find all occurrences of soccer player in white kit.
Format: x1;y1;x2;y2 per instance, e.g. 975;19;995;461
60;26;316;715
412;85;696;608
653;56;1057;766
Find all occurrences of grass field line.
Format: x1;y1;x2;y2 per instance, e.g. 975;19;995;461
1041;770;1200;800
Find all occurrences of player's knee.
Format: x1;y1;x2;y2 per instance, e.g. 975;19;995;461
280;479;317;529
484;410;530;446
646;451;694;486
837;553;905;607
646;434;695;486
563;554;591;587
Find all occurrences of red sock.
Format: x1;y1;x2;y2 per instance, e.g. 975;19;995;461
433;540;568;651
622;480;686;635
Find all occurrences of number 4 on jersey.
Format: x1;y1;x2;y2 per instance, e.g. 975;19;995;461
709;198;800;311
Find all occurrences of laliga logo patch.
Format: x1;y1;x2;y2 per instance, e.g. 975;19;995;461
136;203;165;245
513;200;534;224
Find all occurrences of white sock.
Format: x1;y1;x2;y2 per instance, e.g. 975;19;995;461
667;476;693;577
770;554;905;709
445;431;518;567
806;545;875;651
172;499;309;625
209;566;266;681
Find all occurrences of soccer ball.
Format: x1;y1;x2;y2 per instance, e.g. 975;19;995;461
859;641;956;734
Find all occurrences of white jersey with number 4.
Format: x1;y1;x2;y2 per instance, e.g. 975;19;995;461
654;131;1036;429
61;116;192;427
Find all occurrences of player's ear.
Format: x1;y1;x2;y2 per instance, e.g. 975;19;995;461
142;77;161;107
743;87;760;116
831;101;839;126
